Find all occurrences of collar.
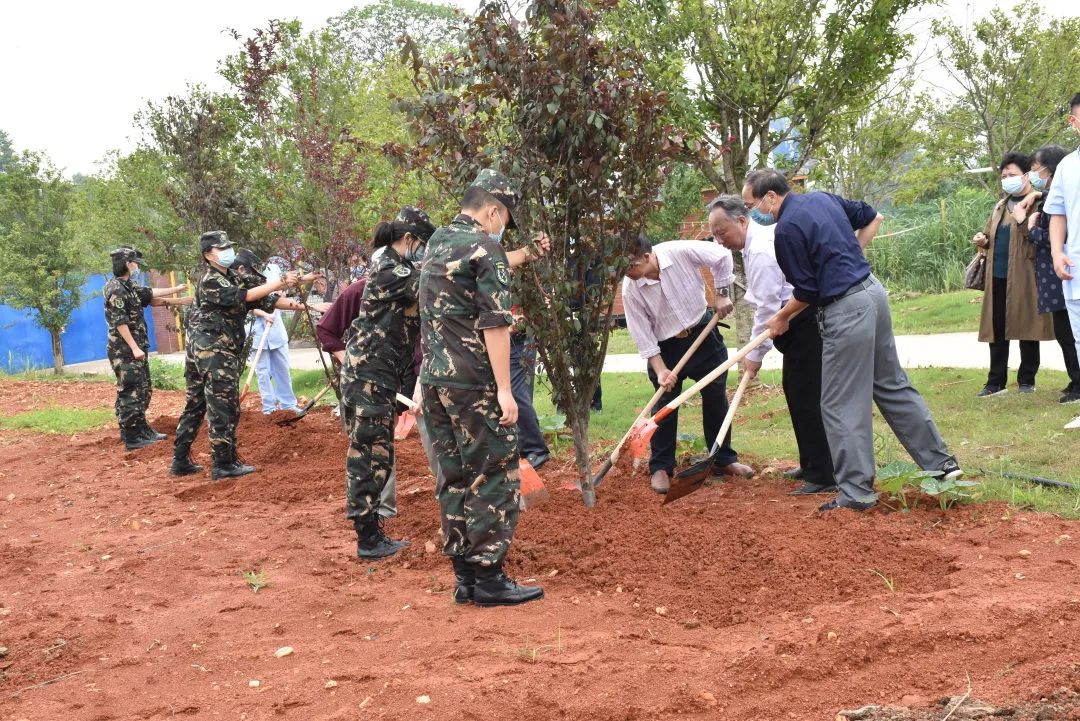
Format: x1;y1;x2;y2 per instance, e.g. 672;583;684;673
773;192;792;222
453;213;483;229
634;247;670;286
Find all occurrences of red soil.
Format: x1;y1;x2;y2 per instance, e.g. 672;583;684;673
1;379;1079;720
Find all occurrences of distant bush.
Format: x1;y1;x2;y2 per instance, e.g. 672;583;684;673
868;188;996;293
150;357;185;390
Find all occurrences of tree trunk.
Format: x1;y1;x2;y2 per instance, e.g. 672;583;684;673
569;397;595;508
50;328;65;375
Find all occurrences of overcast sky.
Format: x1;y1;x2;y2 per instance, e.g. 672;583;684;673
1;0;1077;177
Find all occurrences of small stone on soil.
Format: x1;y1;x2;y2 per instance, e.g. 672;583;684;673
249;680;260;688
325;680;338;689
274;646;294;658
655;606;667;616
416;695;431;704
699;691;717;706
1019;549;1032;557
424;541;436;554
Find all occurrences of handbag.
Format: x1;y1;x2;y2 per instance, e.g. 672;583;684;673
964;251;986;291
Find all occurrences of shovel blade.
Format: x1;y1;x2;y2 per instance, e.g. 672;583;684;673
628;419;658;462
663;454;716;505
394;412;417;441
518;458;549;510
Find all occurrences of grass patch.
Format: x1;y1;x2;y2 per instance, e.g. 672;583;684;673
535;367;1080;518
0;406;114;434
888;290;983;335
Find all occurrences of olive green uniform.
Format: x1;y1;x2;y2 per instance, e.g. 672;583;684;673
103;277;154;439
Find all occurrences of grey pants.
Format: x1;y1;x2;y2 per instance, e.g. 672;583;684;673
819;277;952;504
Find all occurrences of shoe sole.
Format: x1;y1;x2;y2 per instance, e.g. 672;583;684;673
789;486;838;496
977;390;1007;397
942;469;964;481
211;469;256;481
474;591;545;607
170;468;203;477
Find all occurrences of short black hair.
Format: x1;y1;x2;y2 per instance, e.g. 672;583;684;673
999;151;1031;173
1070;93;1080;112
462;185;498;212
1034;144;1069;176
112;259;130;277
744;168;790;199
630;233;652;257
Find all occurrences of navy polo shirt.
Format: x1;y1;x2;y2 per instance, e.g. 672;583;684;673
773;192;876;304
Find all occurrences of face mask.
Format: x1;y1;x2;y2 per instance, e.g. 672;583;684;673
405;239;426;263
490;208;506;242
1001;176;1024;196
216;248;236;267
749;205;775;226
1028;171;1047;191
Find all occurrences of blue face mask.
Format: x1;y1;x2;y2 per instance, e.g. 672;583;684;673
1001;176;1025;196
217;247;236;267
405;240;426;263
1028;170;1047;191
749;198;776;226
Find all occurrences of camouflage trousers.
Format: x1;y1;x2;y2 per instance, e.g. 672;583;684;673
110;354;151;436
173;348;241;463
421;384;520;567
341;379;396;522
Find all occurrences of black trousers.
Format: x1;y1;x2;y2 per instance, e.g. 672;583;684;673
1052;310;1080;393
510;332;548;457
772;311;834;486
987;277;1040;388
646;315;737;475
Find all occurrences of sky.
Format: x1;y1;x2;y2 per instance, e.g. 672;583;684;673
1;0;1077;178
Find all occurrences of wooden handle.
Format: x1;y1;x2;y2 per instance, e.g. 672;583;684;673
605;314;723;464
395;392;419;411
243;323;273;391
709;371;752;453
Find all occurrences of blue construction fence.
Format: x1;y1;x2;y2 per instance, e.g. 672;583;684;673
0;273;158;373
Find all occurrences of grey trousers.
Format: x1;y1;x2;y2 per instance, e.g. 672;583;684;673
818;277;952;504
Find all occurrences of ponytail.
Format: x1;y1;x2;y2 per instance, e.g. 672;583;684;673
372;221;397;249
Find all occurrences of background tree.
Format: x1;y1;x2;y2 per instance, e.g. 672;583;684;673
931;5;1080;183
0;130;15;173
0;152;85;373
327;0;463;65
396;0;684;506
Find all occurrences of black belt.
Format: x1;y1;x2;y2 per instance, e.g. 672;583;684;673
667;313;729;341
819;276;873;308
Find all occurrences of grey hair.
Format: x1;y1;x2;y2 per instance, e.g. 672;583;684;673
707;194;748;222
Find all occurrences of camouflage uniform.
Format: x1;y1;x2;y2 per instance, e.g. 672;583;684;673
341;240;421;522
420;191;520;567
103;256;154;441
173;255;277;466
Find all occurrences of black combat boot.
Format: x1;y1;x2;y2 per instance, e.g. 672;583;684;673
138;419;167;442
170;448;204;477
123;427;156;451
210;449;255;480
473;564;544;607
355;517;410;560
450;557;475;604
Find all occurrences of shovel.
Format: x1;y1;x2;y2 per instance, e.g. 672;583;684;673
664;371;752;504
393;392;419;440
589;315;726;489
239;322;272;402
277;383;334;425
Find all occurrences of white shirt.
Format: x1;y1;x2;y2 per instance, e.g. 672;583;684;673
741;222;793;363
1044;147;1080;301
622;240;735;359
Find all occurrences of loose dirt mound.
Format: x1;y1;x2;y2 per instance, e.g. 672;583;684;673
2;382;1080;721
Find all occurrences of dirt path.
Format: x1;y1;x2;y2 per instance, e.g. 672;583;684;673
1;380;1079;720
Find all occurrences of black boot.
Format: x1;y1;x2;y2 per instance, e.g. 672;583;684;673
170;449;204;477
473;565;544;607
210;448;255;480
355;517;410;560
123;427;155;451
450;557;475;604
138;419;167;442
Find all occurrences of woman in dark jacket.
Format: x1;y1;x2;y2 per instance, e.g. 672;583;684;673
1026;144;1080;403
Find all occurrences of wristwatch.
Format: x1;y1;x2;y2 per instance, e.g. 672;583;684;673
717;287;730;297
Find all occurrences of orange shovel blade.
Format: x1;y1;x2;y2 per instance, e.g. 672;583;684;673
518;458;549;510
394;412;417;441
628;419;659;461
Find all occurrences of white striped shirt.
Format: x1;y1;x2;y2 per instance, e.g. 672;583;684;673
622;240;735;359
741;222;793;363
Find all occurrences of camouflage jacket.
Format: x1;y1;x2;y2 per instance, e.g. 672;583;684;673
103;277;154;359
341;246;420;393
185;266;277;357
419;214;513;390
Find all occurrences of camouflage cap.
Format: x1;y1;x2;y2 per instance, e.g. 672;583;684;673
469;169;519;230
110;247;145;265
234;248;265;279
395;206;437;241
199;230;233;253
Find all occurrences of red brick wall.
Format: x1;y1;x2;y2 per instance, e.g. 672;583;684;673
147;270;181;354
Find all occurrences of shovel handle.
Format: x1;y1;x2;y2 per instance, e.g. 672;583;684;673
605;314;723;461
241;322;273;400
395;392;419;412
709;371;752;453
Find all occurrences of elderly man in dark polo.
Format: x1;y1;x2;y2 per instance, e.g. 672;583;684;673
742;169;962;511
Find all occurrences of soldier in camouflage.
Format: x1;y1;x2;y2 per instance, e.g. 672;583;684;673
419;169;545;607
340;207;436;559
103;247;191;450
170;232;303;479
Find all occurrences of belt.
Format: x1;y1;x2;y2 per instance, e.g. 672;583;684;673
819;276;873;308
668;314;729;340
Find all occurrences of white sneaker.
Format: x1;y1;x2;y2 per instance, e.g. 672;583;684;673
1065;416;1080;430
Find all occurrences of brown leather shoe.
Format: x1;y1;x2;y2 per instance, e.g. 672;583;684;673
650;470;670;494
716;461;754;479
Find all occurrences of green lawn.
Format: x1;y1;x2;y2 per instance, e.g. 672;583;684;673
886;289;983;335
0;406;115;434
533;368;1080;518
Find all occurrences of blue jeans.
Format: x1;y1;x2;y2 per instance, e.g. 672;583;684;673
510;333;548;458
